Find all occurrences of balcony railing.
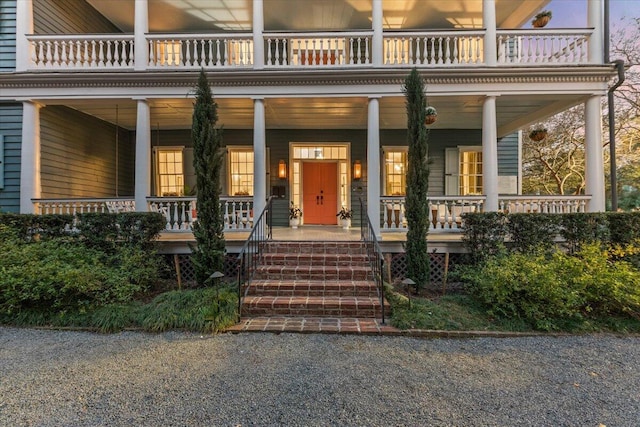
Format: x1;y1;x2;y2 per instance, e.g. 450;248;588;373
496;29;591;65
383;30;485;66
25;29;594;71
264;32;372;67
498;195;590;213
27;34;135;69
147;34;253;69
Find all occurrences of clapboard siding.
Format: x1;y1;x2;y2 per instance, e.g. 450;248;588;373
0;103;22;213
40;106;134;198
0;0;16;71
34;0;120;34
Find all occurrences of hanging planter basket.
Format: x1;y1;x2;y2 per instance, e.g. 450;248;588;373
424;106;437;125
532;11;552;28
529;129;548;141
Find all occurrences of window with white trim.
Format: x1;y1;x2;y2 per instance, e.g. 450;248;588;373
156;148;184;196
228;148;254;196
459;150;483;195
383;148;407;196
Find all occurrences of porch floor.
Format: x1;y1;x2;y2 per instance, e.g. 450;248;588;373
159;226;463;242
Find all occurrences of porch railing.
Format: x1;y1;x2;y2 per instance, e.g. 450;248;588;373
147;196;254;232
34;197;253;232
147;33;254;68
25;29;594;71
27;34;135;69
499;195;590;213
34;198;136;214
496;29;591;65
360;198;385;324
381;196;486;231
264;31;372;67
381;195;591;231
236;197;273;320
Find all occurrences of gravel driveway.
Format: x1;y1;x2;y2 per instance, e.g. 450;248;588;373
0;327;638;426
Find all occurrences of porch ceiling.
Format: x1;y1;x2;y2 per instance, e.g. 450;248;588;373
56;93;584;135
86;0;549;32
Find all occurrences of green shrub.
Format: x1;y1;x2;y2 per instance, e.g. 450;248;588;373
0;226;162;315
461;212;508;263
559;213;609;253
506;213;560;254
608;212;640;245
0;213;75;241
461;244;640;330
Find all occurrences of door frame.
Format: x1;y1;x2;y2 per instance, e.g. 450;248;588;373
289;142;351;225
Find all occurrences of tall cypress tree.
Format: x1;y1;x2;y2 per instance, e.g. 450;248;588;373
403;68;430;291
191;70;225;285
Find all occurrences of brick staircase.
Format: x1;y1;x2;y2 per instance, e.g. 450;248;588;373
239;241;390;320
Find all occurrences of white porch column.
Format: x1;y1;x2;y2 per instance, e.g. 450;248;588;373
482;0;497;66
482;96;499;211
371;0;383;67
15;0;34;71
253;0;265;69
585;95;605;211
134;0;149;70
20;101;41;213
134;99;151;211
367;97;381;237
587;0;604;63
253;98;267;215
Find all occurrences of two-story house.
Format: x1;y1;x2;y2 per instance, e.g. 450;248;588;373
0;0;614;250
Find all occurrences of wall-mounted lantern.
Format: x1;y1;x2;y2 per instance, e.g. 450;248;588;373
278;160;287;179
353;160;362;180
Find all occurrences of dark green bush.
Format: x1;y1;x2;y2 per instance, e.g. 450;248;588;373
506;213;560;254
0;224;162;315
559;213;609;253
76;212;166;251
461;244;640;330
461;212;508;263
608;212;640;245
0;213;75;241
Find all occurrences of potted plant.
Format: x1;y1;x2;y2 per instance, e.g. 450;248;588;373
425;106;437;125
529;127;548;141
289;202;302;228
336;207;352;229
532;10;552;28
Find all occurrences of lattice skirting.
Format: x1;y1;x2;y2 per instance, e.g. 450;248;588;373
388;252;464;285
164;254;240;287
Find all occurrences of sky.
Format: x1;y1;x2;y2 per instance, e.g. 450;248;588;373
538;0;638;29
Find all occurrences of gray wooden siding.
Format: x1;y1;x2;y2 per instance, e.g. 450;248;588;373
40;106;134;198
0;0;16;71
0;103;22;213
34;0;120;34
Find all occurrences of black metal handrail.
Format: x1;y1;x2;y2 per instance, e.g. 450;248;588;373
359;197;386;324
236;196;273;320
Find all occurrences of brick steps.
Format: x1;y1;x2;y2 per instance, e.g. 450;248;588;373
242;296;388;318
247;280;378;297
239;241;389;323
260;253;369;267
254;265;371;281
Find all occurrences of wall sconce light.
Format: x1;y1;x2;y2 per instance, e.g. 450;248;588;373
353;160;362;180
278;160;287;179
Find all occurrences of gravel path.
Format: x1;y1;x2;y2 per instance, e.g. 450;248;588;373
0;328;639;427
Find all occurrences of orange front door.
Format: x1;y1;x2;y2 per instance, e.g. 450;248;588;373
302;162;338;225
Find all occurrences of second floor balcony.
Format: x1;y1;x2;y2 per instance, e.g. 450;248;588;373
16;0;604;73
25;28;593;71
